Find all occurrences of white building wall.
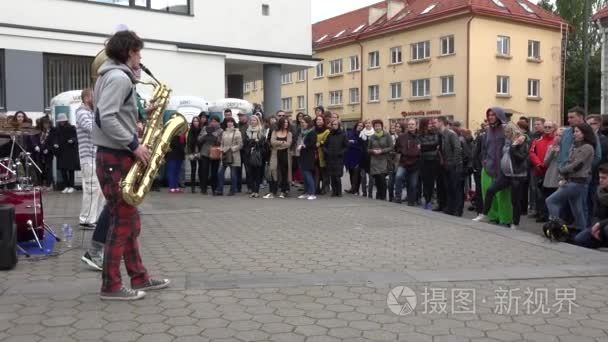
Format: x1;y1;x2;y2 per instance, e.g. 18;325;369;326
0;0;312;56
0;27;225;101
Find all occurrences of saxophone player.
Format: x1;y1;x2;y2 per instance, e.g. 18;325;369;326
92;30;170;301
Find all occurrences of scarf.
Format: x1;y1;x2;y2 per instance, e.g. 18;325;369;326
360;127;375;140
374;130;384;138
598;187;608;207
247;125;262;141
301;128;314;136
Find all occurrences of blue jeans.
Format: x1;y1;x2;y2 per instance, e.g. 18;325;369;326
394;166;419;205
217;164;238;194
574;228;607;249
167;159;183;189
303;170;315;195
546;182;588;231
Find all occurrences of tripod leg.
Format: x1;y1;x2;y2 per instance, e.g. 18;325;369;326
44;223;61;242
16;244;30;258
28;222;43;250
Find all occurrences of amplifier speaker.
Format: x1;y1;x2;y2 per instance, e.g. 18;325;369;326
0;204;17;270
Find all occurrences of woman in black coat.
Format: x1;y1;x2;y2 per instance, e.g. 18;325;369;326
186;116;203;192
323;120;348;197
298;115;318;200
50;114;79;192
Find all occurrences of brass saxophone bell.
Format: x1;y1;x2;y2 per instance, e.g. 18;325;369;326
91;49;109;83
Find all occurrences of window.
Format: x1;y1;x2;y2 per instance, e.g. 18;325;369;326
334;30;346;38
87;0;191;14
253;81;257;90
296;70;306;82
496;76;510;95
497;36;510;56
0;50;4;111
411;79;431;97
44;53;94;107
390;47;402;64
440;76;455;95
329;90;343;105
316;34;328;43
297;96;306;110
244;82;251;93
368;85;379;102
315;63;324;78
389;82;402;100
315;93;323;106
329;59;343;75
440;35;455;55
349;55;360;72
281;73;293;84
262;4;270;16
528;79;540;98
281;97;292;111
528;40;540;60
411;41;430;61
349;88;360;104
518;1;534;13
352;24;366;33
368;51;380;68
421;3;437;14
491;0;506;7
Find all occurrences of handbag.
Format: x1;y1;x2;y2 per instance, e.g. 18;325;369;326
249;145;263;167
209;146;222;160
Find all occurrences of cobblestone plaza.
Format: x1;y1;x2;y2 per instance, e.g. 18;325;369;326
1;192;608;341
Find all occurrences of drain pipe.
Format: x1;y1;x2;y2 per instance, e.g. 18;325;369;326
466;15;474;129
357;40;364;122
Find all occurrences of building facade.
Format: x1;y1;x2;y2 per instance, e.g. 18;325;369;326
594;6;608;116
0;0;316;118
245;0;567;129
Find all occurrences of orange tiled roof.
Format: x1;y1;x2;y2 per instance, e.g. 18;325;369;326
593;5;608;21
312;0;567;50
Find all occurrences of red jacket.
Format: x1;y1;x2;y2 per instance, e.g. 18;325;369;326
529;133;555;176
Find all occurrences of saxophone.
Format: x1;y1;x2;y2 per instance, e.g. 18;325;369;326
121;64;188;206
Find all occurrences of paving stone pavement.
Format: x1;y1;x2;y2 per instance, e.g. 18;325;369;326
2;190;608;341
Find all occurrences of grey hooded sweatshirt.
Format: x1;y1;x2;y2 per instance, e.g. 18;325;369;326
92;60;139;152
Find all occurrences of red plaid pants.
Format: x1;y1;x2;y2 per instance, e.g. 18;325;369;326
96;148;149;293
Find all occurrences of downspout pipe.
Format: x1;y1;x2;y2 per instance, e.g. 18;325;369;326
358;41;364;122
466;15;474;129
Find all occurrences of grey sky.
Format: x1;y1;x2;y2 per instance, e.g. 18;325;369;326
311;0;546;23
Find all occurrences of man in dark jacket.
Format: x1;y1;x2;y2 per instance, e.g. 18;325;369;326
470;123;487;214
437;116;463;216
52;114;79;193
586;115;608;225
394;119;421;205
574;163;608;249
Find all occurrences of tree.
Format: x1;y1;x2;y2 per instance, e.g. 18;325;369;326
556;0;604;116
537;0;555;13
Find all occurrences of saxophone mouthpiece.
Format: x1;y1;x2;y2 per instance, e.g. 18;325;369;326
139;63;160;85
139;63;153;77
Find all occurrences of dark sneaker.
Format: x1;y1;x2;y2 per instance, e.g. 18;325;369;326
100;287;146;301
133;278;171;291
81;252;103;271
